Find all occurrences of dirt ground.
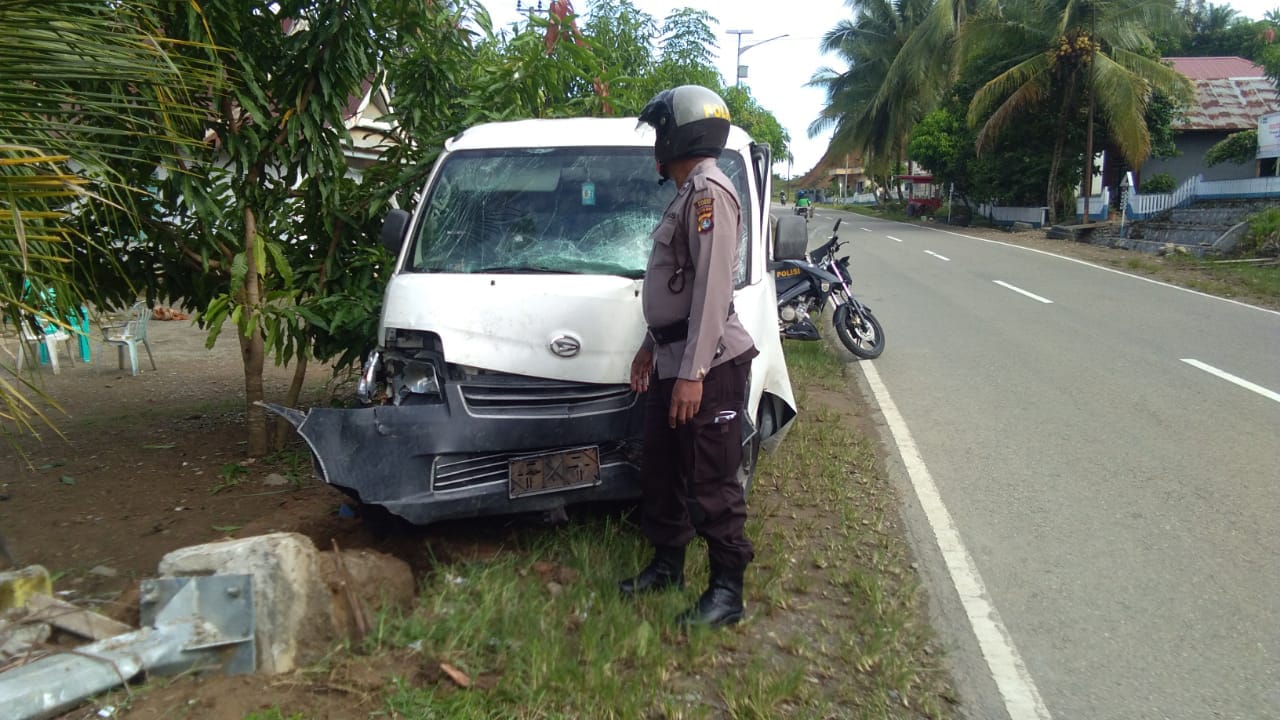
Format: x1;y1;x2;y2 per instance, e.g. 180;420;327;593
0;226;1267;718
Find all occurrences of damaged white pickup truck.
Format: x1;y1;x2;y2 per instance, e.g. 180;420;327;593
266;117;807;525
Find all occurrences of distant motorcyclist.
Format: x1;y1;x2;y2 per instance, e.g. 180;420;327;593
780;190;787;206
794;190;812;219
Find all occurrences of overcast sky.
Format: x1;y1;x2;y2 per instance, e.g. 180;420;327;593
481;0;1277;179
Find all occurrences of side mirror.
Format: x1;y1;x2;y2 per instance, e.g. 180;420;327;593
833;218;842;233
774;215;808;260
380;209;411;255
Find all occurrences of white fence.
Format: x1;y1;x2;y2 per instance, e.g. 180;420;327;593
1075;187;1110;221
1127;174;1280;219
837;192;879;205
978;203;1049;227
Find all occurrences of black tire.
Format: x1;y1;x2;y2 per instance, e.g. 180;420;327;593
834;303;885;359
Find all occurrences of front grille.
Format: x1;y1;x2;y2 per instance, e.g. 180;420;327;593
432;442;632;493
458;373;633;413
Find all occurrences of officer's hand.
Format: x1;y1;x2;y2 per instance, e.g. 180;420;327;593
669;379;703;428
630;347;654;393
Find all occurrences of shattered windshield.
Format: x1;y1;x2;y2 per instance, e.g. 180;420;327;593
406;147;750;279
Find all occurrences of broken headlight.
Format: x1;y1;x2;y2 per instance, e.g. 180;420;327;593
389;359;441;406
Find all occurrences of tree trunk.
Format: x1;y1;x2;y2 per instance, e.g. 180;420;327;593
273;353;308;451
1045;75;1080;226
240;204;268;457
1082;68;1097;223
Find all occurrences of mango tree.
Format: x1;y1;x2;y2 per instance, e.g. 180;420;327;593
156;0;387;456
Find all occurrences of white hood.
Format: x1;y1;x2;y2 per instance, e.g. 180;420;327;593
381;273;646;384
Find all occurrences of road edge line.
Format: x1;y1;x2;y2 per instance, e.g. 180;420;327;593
859;360;1053;720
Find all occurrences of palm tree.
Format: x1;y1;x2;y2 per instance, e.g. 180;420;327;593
960;0;1193;222
0;1;213;454
808;0;934;176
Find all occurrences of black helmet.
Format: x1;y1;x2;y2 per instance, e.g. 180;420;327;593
638;85;731;175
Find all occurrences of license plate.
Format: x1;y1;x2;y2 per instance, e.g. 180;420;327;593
509;446;601;499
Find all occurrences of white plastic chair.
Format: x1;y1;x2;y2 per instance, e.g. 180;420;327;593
100;302;156;376
16;316;77;375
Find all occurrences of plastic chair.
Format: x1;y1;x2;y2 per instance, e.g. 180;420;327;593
100;302;156;376
16;315;77;375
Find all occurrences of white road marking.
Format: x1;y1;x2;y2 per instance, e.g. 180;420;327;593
1181;359;1280;403
886;235;903;243
924;250;951;261
860;361;1053;720
862;227;872;232
916;224;1280;318
993;280;1054;304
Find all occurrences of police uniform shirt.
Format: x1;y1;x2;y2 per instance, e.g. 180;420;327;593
642;158;755;381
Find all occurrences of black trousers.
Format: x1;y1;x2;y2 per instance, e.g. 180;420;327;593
640;352;755;569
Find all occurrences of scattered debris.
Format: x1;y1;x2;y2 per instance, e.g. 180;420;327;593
262;473;290;487
149;306;189;321
24;594;131;641
440;662;471;688
0;620;51;660
0;566;51;611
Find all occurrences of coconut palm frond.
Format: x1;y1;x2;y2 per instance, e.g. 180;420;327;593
967;51;1053;126
1093;53;1153;166
975;75;1049;154
1111;47;1196;103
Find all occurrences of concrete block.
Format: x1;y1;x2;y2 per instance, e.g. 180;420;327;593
159;532;335;673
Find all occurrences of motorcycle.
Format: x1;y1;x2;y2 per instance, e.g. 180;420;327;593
773;218;885;359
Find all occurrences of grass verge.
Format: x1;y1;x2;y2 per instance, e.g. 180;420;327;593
354;340;956;719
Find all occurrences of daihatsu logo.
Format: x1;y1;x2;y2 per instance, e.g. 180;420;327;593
550;335;581;358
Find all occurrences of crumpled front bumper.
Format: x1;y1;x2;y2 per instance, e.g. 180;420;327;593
262;380;645;526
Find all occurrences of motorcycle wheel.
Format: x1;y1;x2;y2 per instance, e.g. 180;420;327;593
834;304;885;359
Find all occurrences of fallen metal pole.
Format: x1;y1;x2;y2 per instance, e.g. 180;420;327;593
0;574;254;720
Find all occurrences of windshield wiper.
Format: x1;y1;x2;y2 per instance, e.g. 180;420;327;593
471;265;580;274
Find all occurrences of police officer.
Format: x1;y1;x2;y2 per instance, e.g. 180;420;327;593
619;85;758;628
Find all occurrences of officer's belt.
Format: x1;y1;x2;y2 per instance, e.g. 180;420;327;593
648;303;734;346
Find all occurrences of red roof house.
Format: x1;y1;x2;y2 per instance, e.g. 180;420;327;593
1140;56;1279;183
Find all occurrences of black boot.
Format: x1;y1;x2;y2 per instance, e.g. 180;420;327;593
618;545;686;596
678;563;745;627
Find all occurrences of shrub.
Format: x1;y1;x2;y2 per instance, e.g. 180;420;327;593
1239;208;1280;257
1139;173;1177;193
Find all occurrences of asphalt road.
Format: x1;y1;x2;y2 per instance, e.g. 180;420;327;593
774;204;1280;720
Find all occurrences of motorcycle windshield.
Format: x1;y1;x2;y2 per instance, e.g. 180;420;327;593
404;147;751;281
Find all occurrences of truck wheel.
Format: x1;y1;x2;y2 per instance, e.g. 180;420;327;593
737;404;773;493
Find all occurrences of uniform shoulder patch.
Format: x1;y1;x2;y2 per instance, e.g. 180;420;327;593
694;197;714;233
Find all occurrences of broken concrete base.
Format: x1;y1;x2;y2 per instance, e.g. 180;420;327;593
159;532;413;673
319;548;417;644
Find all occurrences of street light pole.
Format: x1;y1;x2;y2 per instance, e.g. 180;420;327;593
727;29;753;86
727;31;788;87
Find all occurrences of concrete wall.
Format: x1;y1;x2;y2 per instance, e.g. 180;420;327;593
1143;132;1256;185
